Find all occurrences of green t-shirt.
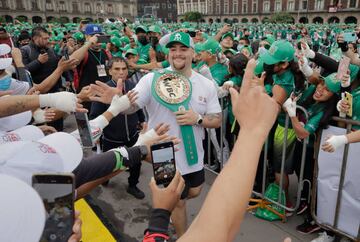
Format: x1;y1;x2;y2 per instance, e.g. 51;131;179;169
209;63;229;86
273;69;295;126
351;87;360;130
303;103;325;135
136;42;151;62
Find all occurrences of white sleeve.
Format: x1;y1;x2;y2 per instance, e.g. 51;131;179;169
9;79;30;95
205;83;222;114
133;73;154;109
159;33;172;48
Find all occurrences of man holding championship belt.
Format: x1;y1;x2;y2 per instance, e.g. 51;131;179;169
133;32;222;237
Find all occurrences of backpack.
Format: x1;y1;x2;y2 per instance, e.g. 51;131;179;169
73;49;112;91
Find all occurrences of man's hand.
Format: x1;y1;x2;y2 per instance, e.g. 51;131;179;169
230;59;279;138
89;80;123;104
321;135;348;153
38;53;49;64
149;171;185;212
220;24;232;35
11;47;23;66
77;86;91;102
68;211;82;242
58;57;79;72
174;109;198;126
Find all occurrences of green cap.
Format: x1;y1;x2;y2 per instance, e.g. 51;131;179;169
194;43;203;54
125;48;138;57
110;36;122;48
264;34;275;45
260;40;295;65
162;46;169;55
323;73;341;94
149;25;162;34
135;25;148;33
120;36;130;45
166;32;194;48
199;38;221;55
220;32;234;41
223;48;237;55
72;32;84;42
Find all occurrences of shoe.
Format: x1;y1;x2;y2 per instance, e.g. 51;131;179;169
311;232;334;242
296;219;321;234
127;186;145;199
285;201;294;217
296;200;309;215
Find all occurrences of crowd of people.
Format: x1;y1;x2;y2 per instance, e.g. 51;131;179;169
0;18;360;242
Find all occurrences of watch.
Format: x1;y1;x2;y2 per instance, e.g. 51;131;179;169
196;113;203;125
138;145;148;160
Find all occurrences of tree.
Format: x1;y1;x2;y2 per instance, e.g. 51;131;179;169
270;13;295;24
183;11;203;22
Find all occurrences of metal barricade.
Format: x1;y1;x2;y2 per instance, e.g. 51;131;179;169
311;117;360;242
247;105;310;222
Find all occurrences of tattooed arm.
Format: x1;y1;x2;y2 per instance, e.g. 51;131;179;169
202;112;222;129
0;95;40;118
175;110;222;129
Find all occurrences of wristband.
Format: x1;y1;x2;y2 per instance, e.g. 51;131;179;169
107;95;131;117
134;129;159;147
89;115;109;130
32;109;46;124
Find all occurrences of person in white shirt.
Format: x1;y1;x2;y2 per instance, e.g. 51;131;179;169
133;32;222;237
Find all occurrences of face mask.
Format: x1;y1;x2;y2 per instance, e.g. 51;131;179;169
0;75;12;91
138;36;148;45
263;63;275;75
149;36;159;46
258;47;267;55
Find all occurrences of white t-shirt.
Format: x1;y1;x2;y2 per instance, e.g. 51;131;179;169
134;68;221;175
9;78;30;95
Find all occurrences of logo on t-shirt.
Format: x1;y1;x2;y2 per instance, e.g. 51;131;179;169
2;133;21;143
38;143;57;154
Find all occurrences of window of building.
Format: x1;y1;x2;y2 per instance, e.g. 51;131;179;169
349;0;357;8
232;0;238;13
302;0;308;10
252;0;257;13
242;0;247;13
179;4;184;14
59;1;66;11
216;0;220;14
194;4;198;11
168;3;171;8
162;3;166;9
107;4;113;13
96;3;101;11
155;3;160;8
224;0;229;14
0;0;7;8
287;0;294;11
315;0;324;10
263;1;270;12
84;2;91;12
31;0;39;10
72;2;78;12
186;3;191;11
208;0;213;14
16;0;24;9
200;2;206;13
275;0;281;11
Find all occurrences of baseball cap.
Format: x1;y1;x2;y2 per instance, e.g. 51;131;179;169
323;73;341;94
84;24;103;35
263;34;276;45
0;174;45;242
149;25;162;34
166;32;194;49
125;48;138;57
0;132;83;185
135;25;148;34
0;111;32;132
260;40;295;65
221;32;234;41
199;38;222;55
0;44;12;70
223;48;237;55
110;36;122;48
254;57;264;75
0;125;44;145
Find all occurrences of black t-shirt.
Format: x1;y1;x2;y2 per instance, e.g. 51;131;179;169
77;49;110;92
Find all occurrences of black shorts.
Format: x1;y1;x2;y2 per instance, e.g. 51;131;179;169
180;169;205;200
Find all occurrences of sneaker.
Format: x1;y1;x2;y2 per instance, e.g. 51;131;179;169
296;219;321;234
296;200;309;215
127;186;145;199
285;201;294;216
311;232;334;242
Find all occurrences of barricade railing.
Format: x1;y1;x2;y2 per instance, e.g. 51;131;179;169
311;117;360;242
247;106;310;222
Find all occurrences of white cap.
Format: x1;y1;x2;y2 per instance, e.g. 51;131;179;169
0;125;44;145
0;111;32;132
0;132;83;185
0;174;45;242
0;44;12;70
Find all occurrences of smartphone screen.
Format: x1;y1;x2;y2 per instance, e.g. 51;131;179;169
336;56;350;81
32;174;74;242
75;112;94;147
151;142;176;185
97;35;111;43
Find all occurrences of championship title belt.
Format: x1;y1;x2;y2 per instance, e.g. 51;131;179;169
152;70;198;166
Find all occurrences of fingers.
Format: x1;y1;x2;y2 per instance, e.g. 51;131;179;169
229;87;239;107
240;58;257;92
168;170;181;190
75;103;88;113
155;123;170;135
149;177;158;193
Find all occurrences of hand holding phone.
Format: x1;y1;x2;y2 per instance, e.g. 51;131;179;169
345;91;353;117
336;56;350;81
151;141;176;186
97;35;111;43
32;174;75;242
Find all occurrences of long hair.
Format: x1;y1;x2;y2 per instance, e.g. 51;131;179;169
288;60;306;93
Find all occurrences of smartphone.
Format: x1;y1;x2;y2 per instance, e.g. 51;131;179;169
32;174;75;242
75;112;94;147
64;49;69;60
345;91;353;117
336;56;350;80
343;32;357;43
97;35;111;43
151;141;176;186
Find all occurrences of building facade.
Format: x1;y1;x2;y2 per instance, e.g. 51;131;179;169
0;0;138;23
137;0;177;22
178;0;360;24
